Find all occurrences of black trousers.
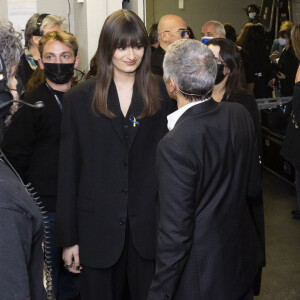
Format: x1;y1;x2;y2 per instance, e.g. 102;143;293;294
79;223;155;300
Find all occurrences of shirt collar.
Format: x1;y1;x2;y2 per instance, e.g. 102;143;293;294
167;99;209;131
25;48;38;70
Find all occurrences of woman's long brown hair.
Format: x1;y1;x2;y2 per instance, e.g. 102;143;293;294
92;9;160;119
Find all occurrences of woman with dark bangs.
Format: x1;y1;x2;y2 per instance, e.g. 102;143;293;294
55;9;175;299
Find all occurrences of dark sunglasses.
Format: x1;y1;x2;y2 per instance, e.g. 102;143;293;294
180;30;190;38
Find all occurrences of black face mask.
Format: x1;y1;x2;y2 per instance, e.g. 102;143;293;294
43;63;74;84
215;64;226;85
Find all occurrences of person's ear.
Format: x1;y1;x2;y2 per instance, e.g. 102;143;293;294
169;77;178;94
38;58;44;70
74;56;80;68
160;31;168;42
32;36;41;46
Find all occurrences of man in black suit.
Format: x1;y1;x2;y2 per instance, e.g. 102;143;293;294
147;39;265;300
151;14;189;76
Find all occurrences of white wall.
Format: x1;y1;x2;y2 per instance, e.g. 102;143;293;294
73;0;122;73
37;0;122;73
125;0;146;21
2;0;299;75
0;0;8;20
37;0;74;33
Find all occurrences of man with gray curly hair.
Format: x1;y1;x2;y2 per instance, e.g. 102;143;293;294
18;13;64;86
147;39;264;300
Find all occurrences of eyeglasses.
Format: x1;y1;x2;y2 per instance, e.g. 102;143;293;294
163;29;190;38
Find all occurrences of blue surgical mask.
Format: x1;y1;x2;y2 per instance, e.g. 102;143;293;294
249;12;256;19
202;36;213;44
278;37;287;46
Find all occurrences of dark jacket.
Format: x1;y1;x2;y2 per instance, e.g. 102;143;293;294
0;160;46;300
55;77;175;268
224;92;262;158
2;82;63;212
281;81;300;169
148;100;264;300
17;53;35;87
151;45;165;76
277;47;298;97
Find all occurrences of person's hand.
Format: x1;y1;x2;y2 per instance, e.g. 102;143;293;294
276;72;286;80
295;65;300;83
62;244;82;274
268;78;276;88
270;50;279;62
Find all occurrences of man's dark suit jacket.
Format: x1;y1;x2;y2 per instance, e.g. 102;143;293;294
151;45;165;77
55;77;174;268
148;99;264;300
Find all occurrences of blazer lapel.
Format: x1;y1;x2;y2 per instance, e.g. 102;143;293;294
108;82;127;147
127;82;143;152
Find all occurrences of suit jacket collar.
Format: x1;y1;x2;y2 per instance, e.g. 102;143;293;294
175;98;217;127
108;80;143;151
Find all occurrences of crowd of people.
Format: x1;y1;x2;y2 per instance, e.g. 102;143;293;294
0;3;299;300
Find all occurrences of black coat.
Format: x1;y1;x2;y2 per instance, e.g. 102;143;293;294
223;92;262;158
55;77;174;268
277;47;298;97
281;81;300;169
148;100;264;300
0;160;46;299
2;82;63;212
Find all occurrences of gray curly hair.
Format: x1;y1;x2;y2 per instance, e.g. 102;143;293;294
0;21;23;78
163;39;217;101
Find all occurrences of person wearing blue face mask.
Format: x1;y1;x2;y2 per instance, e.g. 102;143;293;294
2;30;80;300
270;21;294;63
201;20;225;44
268;24;298;97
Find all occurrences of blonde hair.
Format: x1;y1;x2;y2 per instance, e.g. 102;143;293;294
39;31;78;58
236;23;253;47
291;23;300;60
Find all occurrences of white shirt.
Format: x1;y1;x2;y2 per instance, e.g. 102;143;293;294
167;99;210;131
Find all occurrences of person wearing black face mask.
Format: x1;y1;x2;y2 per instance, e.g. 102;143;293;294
215;62;228;85
2;31;80;300
207;38;265;297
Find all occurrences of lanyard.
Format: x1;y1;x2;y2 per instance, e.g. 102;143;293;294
45;82;62;111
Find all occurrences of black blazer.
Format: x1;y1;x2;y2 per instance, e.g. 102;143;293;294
223;92;262;158
281;81;300;168
148;100;264;300
55;77;174;268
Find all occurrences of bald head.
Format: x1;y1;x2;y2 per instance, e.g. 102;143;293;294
158;15;189;51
